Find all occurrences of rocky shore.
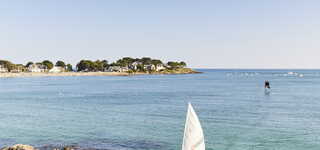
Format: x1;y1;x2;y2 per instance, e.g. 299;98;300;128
1;144;35;150
0;68;201;78
153;68;201;74
1;144;79;150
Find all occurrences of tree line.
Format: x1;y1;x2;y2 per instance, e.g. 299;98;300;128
0;60;73;72
76;57;187;72
0;57;187;72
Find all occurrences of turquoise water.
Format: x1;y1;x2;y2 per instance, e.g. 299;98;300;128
1;69;320;150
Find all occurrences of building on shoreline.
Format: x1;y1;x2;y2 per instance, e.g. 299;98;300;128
107;66;129;72
10;65;25;73
144;64;156;71
129;61;142;70
49;66;65;73
28;64;48;72
0;58;188;74
156;64;165;71
0;65;8;73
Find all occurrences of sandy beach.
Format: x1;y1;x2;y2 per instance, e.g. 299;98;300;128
0;68;200;78
0;72;132;78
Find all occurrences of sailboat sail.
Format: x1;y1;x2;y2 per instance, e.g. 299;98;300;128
182;103;205;150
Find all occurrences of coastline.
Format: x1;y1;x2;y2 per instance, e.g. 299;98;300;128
0;68;201;78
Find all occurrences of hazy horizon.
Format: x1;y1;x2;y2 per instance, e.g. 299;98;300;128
1;1;319;69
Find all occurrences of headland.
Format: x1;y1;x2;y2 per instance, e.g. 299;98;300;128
0;57;201;78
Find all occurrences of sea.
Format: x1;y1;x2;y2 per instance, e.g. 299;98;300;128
1;69;320;150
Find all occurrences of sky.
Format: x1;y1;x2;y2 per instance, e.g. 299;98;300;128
0;0;319;69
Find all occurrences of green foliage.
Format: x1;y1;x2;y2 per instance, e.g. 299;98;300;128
0;60;13;71
76;60;93;72
56;60;66;68
0;60;28;72
141;57;152;65
101;60;108;68
76;60;108;72
136;64;146;72
151;59;162;65
42;60;54;70
180;61;187;67
25;62;34;67
94;60;108;71
0;57;188;73
167;61;187;69
11;64;26;72
0;60;12;65
66;64;73;72
109;62;117;67
116;57;135;67
113;57;166;72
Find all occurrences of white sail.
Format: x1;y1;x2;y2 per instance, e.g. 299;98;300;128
182;103;205;150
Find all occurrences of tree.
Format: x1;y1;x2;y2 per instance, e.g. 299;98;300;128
141;57;152;65
109;62;117;67
76;60;94;72
101;60;108;68
137;64;145;72
151;59;163;65
93;60;104;71
116;57;134;67
12;64;26;72
0;60;14;71
66;64;73;72
167;61;184;69
179;61;187;67
25;62;34;67
56;60;66;68
42;60;54;70
96;60;109;71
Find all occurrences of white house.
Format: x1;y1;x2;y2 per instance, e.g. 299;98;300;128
49;66;65;73
28;64;47;72
0;65;8;73
107;66;120;72
144;64;156;71
156;64;165;71
107;66;129;72
129;61;143;70
120;67;129;72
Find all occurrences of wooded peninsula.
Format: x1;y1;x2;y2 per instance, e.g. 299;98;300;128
0;57;200;77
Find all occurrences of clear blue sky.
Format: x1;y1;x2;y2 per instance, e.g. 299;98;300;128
1;0;319;68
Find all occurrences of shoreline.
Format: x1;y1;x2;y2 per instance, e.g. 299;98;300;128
0;68;201;78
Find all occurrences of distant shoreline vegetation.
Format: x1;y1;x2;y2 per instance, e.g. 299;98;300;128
0;57;197;75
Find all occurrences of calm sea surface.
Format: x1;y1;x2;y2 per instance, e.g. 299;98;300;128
1;69;320;150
